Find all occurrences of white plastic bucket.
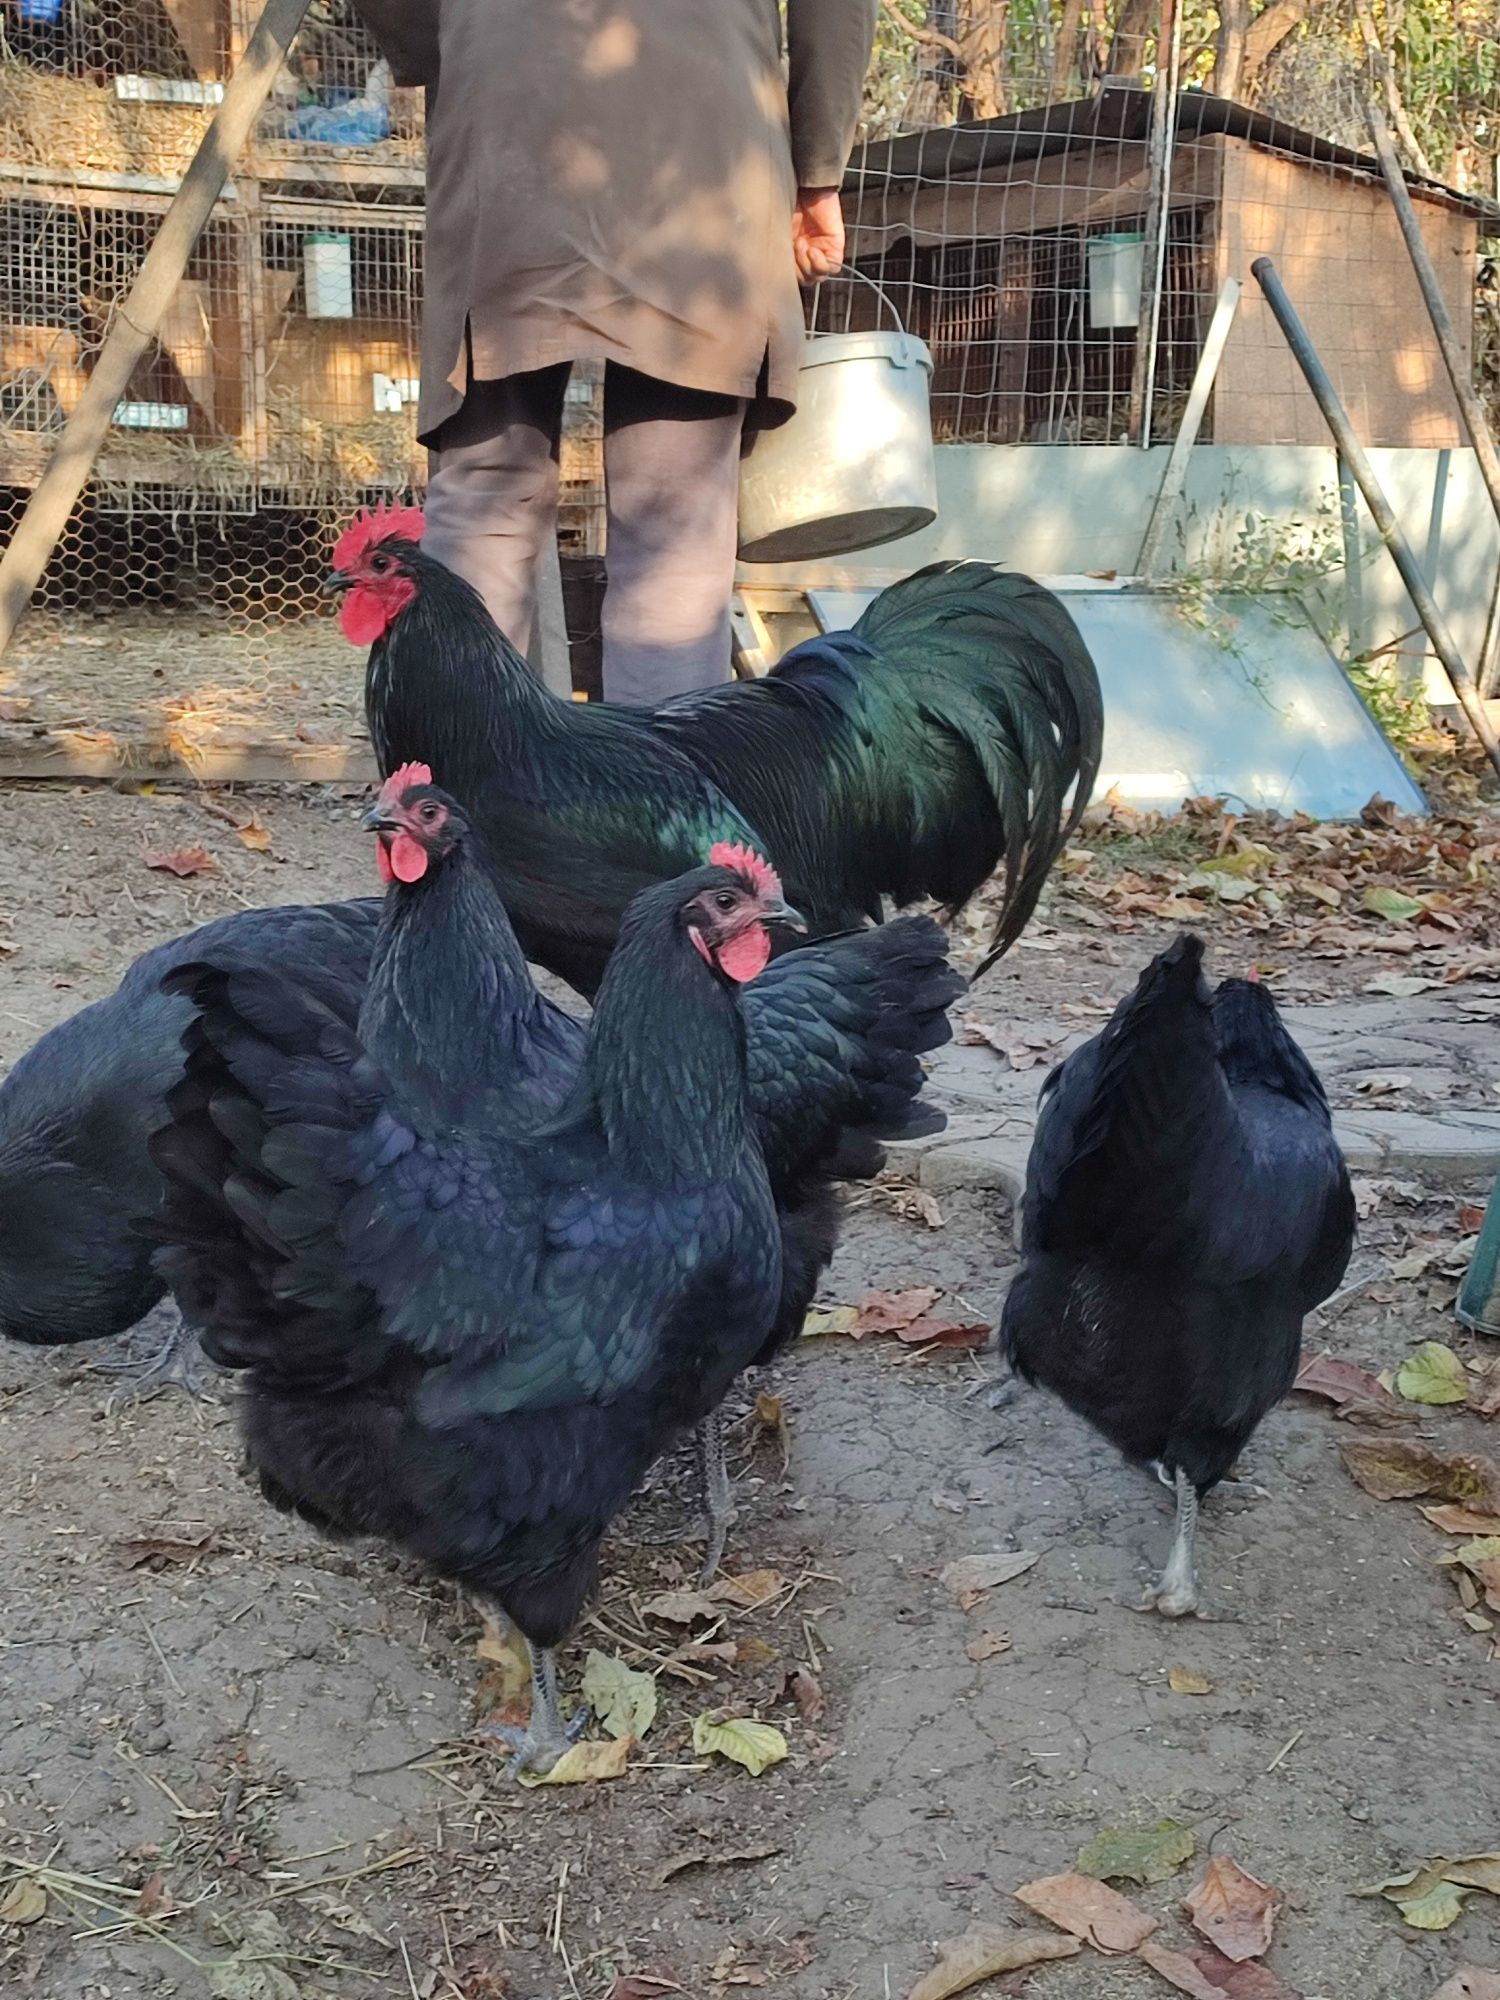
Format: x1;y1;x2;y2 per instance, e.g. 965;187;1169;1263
1087;232;1145;330
738;274;937;564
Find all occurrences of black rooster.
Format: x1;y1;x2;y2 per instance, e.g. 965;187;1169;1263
333;505;1103;996
151;772;958;1770
1001;934;1354;1617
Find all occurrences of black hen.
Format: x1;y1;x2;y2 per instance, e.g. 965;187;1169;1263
0;898;380;1390
337;508;1102;995
151;777;956;1770
1001;934;1354;1616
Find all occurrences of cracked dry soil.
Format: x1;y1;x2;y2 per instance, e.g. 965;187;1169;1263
0;783;1498;2000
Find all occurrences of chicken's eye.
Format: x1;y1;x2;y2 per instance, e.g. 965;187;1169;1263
714;891;737;913
419;802;439;823
370;553;390;574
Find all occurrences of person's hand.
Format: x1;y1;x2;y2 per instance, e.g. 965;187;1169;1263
793;186;845;283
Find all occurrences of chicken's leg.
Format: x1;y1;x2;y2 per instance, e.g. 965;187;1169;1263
695;1408;737;1584
623;1411;738;1577
477;1640;588;1779
1139;1468;1201;1618
93;1303;214;1409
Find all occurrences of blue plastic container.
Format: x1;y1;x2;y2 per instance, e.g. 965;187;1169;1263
16;0;66;22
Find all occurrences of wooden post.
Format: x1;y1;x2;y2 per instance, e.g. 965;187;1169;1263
1126;0;1180;446
1136;275;1240;575
1252;256;1500;780
0;0;311;662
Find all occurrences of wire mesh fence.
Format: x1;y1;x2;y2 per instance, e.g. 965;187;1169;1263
0;0;1492;737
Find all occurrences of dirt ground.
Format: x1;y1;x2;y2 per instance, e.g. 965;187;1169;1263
2;778;1500;2000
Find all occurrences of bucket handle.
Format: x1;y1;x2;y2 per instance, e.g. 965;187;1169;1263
814;264;911;338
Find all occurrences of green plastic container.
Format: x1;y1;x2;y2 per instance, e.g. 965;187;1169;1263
1456;1168;1500;1335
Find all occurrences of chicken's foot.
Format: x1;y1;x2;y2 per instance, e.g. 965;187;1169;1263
94;1305;214;1410
477;1642;588;1779
1138;1468;1201;1617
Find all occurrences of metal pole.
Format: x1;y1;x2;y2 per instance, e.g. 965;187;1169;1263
1363;99;1500;533
1126;0;1181;446
1251;257;1500;778
1137;275;1240;575
0;0;311;662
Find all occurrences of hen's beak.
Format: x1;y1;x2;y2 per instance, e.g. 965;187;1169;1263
322;569;355;596
360;802;399;834
763;896;807;933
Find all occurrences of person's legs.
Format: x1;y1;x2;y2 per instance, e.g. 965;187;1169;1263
601;364;745;706
422;364;570;656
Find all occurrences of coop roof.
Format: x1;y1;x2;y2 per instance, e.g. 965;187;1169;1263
846;87;1499;228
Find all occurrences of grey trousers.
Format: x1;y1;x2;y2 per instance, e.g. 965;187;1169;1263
423;362;745;705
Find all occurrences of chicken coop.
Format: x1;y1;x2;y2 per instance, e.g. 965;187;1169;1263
823;84;1494;449
0;0;604;636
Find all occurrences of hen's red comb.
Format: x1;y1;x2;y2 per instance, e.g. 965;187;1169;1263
333;500;426;572
709;841;782;901
378;760;433;807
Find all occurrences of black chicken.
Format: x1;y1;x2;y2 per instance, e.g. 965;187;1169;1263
0;899;380;1394
1001;934;1354;1617
333;504;1103;997
151;772;959;1770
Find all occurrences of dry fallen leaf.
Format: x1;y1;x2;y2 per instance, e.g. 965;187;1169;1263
1015;1869;1158;1950
1134;1939;1232;1998
115;1531;219;1571
965;1631;1012;1663
0;1878;47;1925
145;844;217;878
1396;1342;1470;1407
607;1967;685;2000
711;1569;783;1609
1186;1947;1302;1998
780;1665;826;1722
1168;1668;1214;1696
800;1305;858;1339
1294;1353;1408;1426
1420;1504;1500;1536
690;1714;788;1775
895;1315;991;1351
905;1925;1081;2000
1430;1972;1500;2000
1340;1439;1500;1510
581;1650;657;1741
641;1589;721;1626
235;814;273;853
752;1392;790;1469
654;1844;780;1887
1076;1820;1196;1887
852;1287;942;1336
519;1734;631;1786
1184;1859;1276;1962
1437;1538;1500;1614
939;1551;1039;1609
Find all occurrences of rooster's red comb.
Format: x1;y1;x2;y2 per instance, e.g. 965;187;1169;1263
377;761;434;807
333;500;427;572
708;841;782;901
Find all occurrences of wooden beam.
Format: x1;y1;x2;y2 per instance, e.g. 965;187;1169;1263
160;0;226;81
0;730;377;785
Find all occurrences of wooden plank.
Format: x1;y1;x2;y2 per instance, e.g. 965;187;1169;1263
0;730;377;784
160;0;225;81
250;150;426;190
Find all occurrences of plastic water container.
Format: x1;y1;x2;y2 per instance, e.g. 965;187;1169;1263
738;271;937;565
1087;232;1146;330
1456;1172;1500;1335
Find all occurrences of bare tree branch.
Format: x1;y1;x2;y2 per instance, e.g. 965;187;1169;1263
1351;0;1437;180
879;0;964;64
